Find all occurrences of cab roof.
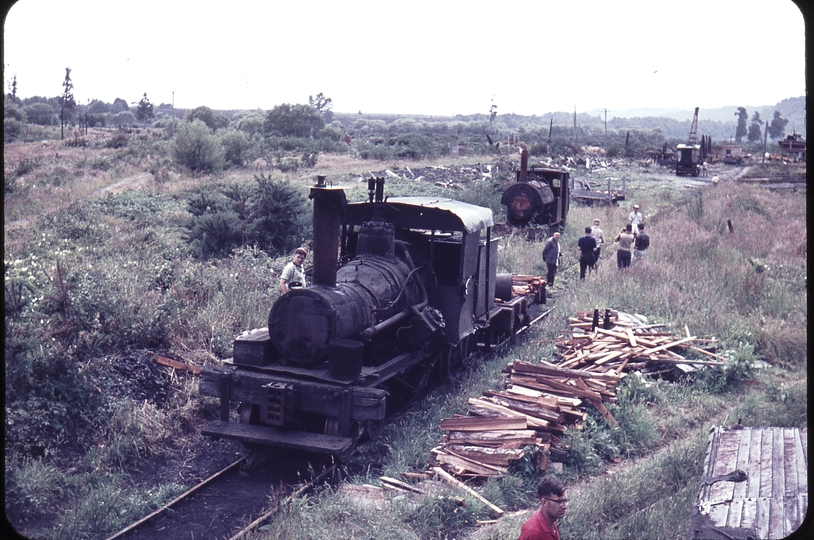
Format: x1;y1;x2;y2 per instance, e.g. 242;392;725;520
344;196;494;234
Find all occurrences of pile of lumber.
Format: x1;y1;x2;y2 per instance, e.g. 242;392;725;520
511;274;546;297
432;360;621;478
553;310;726;374
429;309;723;479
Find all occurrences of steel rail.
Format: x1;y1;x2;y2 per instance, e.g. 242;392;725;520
228;463;338;540
104;454;247;540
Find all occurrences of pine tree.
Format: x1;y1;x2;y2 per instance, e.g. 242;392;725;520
768;110;789;140
747;111;763;142
135;93;155;123
734;107;748;142
59;68;76;139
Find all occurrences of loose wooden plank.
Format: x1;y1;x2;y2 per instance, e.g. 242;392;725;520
433;466;504;518
155;354;202;374
433;449;506;476
440;416;527;432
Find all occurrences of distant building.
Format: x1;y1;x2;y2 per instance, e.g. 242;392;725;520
779;133;806;161
717;144;743;165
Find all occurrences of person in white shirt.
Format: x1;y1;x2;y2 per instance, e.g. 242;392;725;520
590;218;605;270
628;204;643;229
279;247;307;294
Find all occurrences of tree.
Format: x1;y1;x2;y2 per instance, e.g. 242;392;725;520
308;93;333;123
134;93;155;123
768;110;789;140
733;107;748;142
747;111;763;142
184;106;229;131
264;104;325;137
112;98;130;113
6;74;18;101
23;102;58;125
173;119;225;173
59;68;76;139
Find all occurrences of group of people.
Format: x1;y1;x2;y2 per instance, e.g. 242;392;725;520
542;203;651;287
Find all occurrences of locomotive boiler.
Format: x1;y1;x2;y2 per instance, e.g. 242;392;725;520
200;177;545;460
501;148;570;228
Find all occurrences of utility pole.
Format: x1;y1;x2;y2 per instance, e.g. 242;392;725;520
603;108;610;150
171;91;176;136
573;107;577;145
763;120;769;164
548;117;553;152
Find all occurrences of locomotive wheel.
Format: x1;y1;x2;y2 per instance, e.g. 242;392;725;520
324;417;341;436
239;403;261;451
364;418;387;440
239;402;260;424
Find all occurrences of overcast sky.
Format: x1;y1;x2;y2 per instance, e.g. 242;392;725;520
3;0;806;118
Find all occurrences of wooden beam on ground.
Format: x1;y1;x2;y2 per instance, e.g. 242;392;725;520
433;467;504;518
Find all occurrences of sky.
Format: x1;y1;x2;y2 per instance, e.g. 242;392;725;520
3;0;807;118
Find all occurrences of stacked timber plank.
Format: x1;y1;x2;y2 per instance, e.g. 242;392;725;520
432;360;621;478
511;274;546;297
553;310;726;374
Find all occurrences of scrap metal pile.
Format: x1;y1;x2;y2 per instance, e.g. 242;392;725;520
429;310;726;479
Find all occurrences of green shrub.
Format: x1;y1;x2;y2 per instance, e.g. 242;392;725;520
4;457;67;522
172;119;224;173
218;129;250;167
185;209;244;259
4;118;26;142
182;174;310;259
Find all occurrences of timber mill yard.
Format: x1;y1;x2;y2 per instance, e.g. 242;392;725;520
4;125;808;540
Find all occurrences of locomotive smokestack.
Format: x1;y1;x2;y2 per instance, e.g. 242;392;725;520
310;176;346;288
520;148;529;181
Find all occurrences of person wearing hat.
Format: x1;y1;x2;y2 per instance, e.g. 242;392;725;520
590;218;605;270
628;204;643;229
279;247;308;294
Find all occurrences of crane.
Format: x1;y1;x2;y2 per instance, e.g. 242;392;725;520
687;107;699;145
676;107;701;177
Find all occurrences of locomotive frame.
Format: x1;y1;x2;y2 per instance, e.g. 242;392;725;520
200;177;545;460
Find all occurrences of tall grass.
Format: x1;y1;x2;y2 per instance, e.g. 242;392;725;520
4;136;806;540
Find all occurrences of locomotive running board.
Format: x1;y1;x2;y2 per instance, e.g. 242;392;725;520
202;420;353;456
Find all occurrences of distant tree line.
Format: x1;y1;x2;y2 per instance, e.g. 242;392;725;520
2;71;797;165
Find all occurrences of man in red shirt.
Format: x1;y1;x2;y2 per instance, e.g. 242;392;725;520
517;476;568;540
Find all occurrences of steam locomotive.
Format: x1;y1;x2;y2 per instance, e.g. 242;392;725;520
200;177;546;460
501;148;570;228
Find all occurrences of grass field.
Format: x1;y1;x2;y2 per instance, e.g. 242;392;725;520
4;131;806;539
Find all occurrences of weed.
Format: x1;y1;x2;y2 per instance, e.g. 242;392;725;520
4;457;67;522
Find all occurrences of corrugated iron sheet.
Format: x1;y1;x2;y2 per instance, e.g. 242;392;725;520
690;426;808;540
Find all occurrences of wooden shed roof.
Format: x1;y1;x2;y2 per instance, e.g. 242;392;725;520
689;426;808;540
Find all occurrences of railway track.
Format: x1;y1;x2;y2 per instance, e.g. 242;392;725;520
106;453;338;540
106;307;552;539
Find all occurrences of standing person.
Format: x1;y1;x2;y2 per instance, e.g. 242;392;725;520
577;226;597;281
541;232;561;289
615;224;635;270
279;247;308;294
628;204;643;229
633;222;650;261
517;476;568;540
590;218;605;270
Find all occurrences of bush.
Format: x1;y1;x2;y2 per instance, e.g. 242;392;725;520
4;118;26;143
182;174;310;259
172;119;224;173
264;103;325;138
218;129;250;167
184;105;229;131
